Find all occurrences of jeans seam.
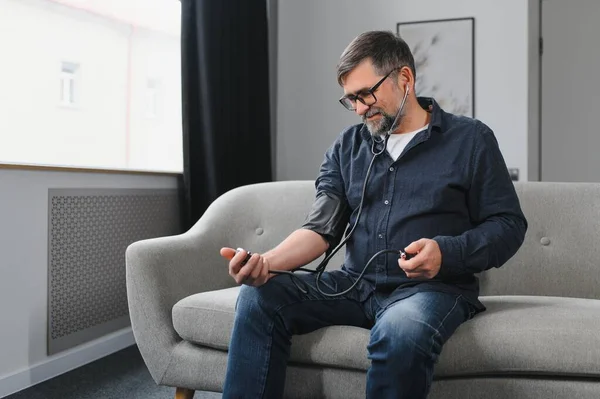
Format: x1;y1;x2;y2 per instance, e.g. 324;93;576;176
428;294;461;356
256;318;275;399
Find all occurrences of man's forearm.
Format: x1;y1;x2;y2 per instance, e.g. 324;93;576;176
434;213;527;276
263;228;329;272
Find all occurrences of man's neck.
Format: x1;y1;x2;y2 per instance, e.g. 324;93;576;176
392;102;431;134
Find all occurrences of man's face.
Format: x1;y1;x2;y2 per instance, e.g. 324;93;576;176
342;59;403;136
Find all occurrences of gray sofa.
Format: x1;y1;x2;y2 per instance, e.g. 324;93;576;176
126;180;600;399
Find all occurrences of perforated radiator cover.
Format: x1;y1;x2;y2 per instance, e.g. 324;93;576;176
48;188;181;354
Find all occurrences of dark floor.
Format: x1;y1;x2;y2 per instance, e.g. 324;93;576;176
5;345;222;399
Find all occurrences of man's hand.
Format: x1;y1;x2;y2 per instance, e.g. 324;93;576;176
398;238;442;279
220;247;272;287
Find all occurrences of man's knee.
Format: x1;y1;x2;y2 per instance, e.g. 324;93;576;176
232;283;288;336
234;285;262;320
236;280;278;311
234;275;299;315
368;307;441;367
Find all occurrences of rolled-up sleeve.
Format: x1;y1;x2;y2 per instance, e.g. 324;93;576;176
302;137;351;251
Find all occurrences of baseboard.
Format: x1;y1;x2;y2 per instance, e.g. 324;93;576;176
0;327;135;398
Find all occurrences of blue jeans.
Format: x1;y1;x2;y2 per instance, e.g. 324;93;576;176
222;270;473;398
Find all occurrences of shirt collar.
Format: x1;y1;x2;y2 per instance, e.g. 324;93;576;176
417;96;443;130
360;96;443;143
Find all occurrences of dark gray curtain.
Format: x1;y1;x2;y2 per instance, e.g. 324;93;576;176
181;0;273;229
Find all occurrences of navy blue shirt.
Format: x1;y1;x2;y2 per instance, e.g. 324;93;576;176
310;97;527;312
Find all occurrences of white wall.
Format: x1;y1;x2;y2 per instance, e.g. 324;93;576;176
0;168;178;398
276;0;538;181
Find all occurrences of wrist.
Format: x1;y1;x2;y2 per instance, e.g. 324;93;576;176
262;251;280;271
433;236;463;276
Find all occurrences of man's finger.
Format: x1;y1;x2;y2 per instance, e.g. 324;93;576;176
401;261;424;273
398;251;425;271
236;264;253;284
405;271;428;279
230;249;250;275
237;253;261;283
220;247;237;260
404;239;427;255
250;255;263;280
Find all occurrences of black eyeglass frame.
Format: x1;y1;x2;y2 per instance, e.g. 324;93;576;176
338;68;397;111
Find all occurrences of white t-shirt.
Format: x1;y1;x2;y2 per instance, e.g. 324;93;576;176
386;125;429;161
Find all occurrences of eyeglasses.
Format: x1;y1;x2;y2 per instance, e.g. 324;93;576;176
339;69;396;111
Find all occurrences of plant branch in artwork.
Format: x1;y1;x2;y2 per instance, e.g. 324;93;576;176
405;26;472;117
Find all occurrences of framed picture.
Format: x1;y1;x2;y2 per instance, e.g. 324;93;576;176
397;17;475;118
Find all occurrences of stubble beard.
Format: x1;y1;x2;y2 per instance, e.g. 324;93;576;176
363;107;403;137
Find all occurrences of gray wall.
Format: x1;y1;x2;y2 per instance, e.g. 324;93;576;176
540;0;600;182
0;168;178;397
275;0;538;182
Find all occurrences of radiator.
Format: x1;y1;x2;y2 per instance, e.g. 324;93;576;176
47;188;181;355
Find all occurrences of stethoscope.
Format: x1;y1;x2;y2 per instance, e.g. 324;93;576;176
270;84;413;296
371;83;410;156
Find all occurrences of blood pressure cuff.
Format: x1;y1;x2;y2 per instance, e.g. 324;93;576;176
301;190;351;253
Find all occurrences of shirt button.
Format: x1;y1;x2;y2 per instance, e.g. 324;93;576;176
384;200;389;205
389;167;394;171
378;234;383;239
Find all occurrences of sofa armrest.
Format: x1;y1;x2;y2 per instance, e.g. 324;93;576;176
125;228;234;384
126;180;320;385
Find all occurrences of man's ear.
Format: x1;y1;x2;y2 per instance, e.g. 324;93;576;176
395;67;411;91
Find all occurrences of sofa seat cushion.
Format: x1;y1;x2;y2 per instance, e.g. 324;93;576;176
172;288;600;378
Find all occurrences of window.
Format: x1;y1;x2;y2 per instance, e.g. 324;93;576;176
60;62;79;106
0;0;183;173
145;78;160;118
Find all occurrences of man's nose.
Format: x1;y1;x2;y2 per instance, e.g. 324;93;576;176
355;101;370;116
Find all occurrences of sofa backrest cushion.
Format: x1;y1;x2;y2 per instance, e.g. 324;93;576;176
479;181;600;299
197;180;347;280
209;180;600;299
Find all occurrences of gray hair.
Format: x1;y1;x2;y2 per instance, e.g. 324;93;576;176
337;31;416;86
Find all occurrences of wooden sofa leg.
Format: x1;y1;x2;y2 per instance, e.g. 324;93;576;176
175;387;195;399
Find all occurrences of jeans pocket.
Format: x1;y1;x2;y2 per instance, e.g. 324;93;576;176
316;273;338;293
